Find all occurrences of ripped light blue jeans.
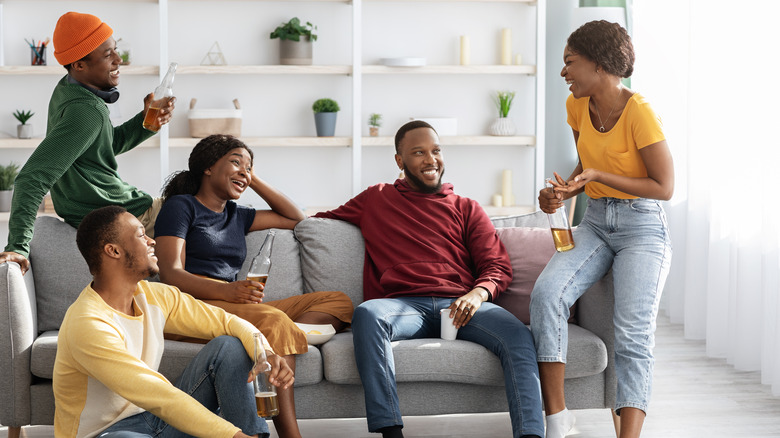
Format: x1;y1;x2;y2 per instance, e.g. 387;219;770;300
530;197;672;413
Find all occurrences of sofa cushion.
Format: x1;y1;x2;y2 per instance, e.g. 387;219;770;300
29;217;92;332
295;218;365;309
237;229;303;301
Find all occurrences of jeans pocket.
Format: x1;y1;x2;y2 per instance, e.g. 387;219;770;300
629;199;661;214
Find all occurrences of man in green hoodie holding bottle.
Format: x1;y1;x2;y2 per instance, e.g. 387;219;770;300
0;11;176;275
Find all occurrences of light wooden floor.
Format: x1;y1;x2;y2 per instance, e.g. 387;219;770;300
3;314;780;437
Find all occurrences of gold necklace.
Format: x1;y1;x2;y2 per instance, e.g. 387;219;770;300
595;87;622;132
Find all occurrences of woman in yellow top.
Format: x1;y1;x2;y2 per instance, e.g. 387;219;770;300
154;134;353;438
530;21;674;438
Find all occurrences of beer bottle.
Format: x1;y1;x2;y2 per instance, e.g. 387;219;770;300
253;332;279;417
247;230;275;289
142;62;177;132
545;180;575;252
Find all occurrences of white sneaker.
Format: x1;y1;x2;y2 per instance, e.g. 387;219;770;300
545;408;575;438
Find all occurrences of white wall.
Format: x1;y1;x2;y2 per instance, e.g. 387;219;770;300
1;0;554;219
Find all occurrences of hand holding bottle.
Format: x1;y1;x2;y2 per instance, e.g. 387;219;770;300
143;62;177;132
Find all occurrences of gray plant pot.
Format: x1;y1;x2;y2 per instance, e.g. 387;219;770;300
280;39;313;65
0;189;13;212
314;112;337;137
17;124;33;139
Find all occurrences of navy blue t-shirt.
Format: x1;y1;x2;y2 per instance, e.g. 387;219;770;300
154;194;256;282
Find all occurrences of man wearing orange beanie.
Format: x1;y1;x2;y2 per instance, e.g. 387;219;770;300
0;11;176;275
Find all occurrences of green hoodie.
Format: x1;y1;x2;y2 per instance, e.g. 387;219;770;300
5;76;155;257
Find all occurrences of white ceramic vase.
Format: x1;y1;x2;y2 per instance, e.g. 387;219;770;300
0;189;12;212
279;39;313;65
17;124;33;139
488;117;516;136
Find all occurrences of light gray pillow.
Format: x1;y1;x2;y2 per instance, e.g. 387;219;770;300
237;229;303;301
29;217;91;332
294;218;364;309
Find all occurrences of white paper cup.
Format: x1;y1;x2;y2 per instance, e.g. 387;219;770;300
440;308;459;340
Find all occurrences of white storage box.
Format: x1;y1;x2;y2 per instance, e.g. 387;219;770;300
411;117;457;136
188;98;242;138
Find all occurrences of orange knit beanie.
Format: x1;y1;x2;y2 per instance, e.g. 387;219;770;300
53;12;113;66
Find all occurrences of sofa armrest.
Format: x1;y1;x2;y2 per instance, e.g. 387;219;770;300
0;261;37;427
575;270;616;409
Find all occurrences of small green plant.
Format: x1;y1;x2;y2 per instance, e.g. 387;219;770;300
270;17;318;42
368;113;382;128
495;91;515;118
0;162;20;191
13;110;34;125
312;98;340;113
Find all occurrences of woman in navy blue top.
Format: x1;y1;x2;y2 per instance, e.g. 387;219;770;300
154;134;353;438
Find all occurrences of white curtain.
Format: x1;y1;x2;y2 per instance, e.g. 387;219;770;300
631;0;780;395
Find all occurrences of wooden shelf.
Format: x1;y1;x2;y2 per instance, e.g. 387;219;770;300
168;137;352;148
363;65;536;75
176;65;352;75
362;135;535;147
0;65;158;76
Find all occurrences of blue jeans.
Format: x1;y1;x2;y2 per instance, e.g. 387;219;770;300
352;297;544;438
530;197;672;413
98;336;269;438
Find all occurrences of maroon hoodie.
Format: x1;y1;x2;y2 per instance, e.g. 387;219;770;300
315;179;512;302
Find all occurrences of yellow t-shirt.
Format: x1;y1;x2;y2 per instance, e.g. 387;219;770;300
53;280;272;438
566;92;666;199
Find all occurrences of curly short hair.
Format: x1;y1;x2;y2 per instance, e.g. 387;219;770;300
162;134;254;201
568;20;634;78
77;205;127;275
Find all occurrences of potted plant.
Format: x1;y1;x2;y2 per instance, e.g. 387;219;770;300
270;17;317;65
312;98;339;137
368;113;382;137
0;162;20;212
13;110;34;139
488;91;516;136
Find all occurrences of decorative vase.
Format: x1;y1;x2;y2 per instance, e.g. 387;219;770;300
314;112;337;137
369;126;379;137
17;124;33;139
488;117;516;136
0;189;12;212
279;39;313;65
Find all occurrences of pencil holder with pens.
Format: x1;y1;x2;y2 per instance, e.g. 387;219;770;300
31;46;46;65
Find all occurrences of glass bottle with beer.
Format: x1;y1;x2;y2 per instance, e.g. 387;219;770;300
546;179;575;252
253;332;279;417
142;62;177;132
247;230;275;290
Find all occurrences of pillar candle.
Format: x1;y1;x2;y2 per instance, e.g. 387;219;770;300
492;194;503;207
500;28;512;66
501;170;513;207
460;35;470;66
515;53;523;65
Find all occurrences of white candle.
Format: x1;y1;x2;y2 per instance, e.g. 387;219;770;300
515;53;523;65
492;194;503;207
460;35;470;66
501;170;513;207
500;28;512;66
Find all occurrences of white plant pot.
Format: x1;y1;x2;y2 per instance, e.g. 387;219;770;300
488;117;516;136
17;124;33;139
0;189;13;212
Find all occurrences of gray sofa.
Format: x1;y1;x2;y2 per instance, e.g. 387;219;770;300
1;211;616;435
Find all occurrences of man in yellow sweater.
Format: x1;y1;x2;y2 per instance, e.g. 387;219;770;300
53;205;294;438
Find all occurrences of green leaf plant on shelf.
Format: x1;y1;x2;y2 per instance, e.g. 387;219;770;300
13;109;35;139
312;98;340;137
489;91;516;136
270;17;317;65
368;113;382;137
0;162;19;212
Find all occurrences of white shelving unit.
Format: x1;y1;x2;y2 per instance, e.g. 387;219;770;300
0;0;545;215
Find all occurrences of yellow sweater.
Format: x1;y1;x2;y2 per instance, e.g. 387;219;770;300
53;280;272;438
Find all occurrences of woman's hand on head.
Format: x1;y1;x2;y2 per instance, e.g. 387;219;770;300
221;280;265;304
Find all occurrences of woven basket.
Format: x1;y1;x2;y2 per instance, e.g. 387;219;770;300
188;98;242;138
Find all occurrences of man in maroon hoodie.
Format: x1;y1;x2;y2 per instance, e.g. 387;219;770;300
315;120;543;438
